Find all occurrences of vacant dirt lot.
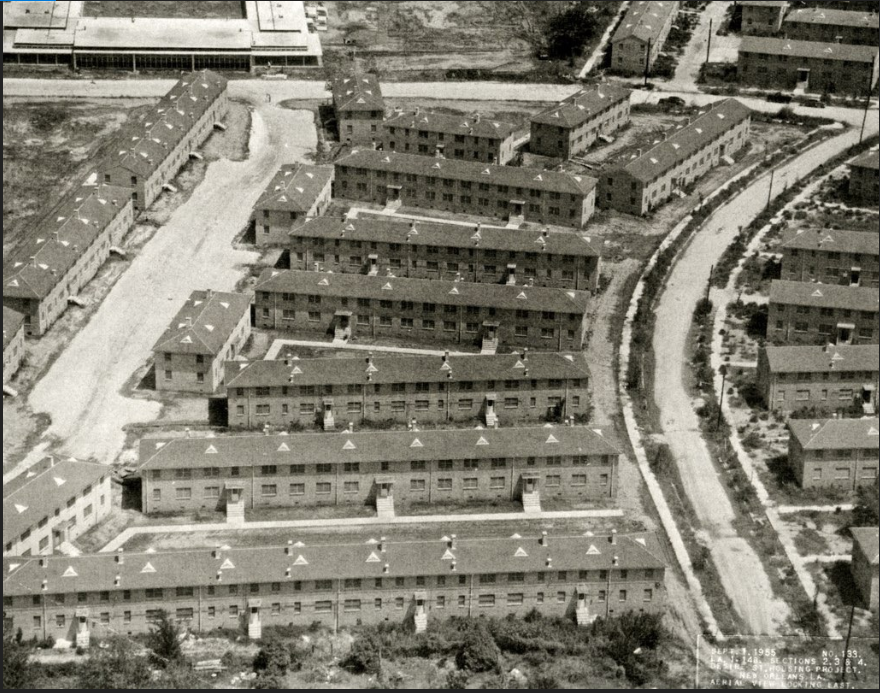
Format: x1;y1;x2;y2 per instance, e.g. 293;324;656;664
83;1;245;19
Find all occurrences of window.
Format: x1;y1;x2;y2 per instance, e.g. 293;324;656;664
490;477;505;489
545;475;561;487
175;487;192;500
463;477;478;490
344;481;359;494
316;482;332;495
410;479;427;492
437;478;453;490
290;483;305;496
507;593;524;606
261;484;278;497
478;594;496;607
315;601;333;613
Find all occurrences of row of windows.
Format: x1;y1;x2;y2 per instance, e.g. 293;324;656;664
236;379;582;397
778;388;866;402
776;305;876;319
777;322;875;339
807;466;878;481
775;371;876;382
11;486;105;548
385;127;504;146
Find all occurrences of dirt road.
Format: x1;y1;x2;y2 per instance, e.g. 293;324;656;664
651;112;879;634
668;2;738;93
23;102;316;465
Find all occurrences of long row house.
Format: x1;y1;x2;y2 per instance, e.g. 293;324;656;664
786;417;879;490
288;216;602;291
225;352;590;431
254;269;590;352
610;1;679;75
780;228;879;289
2;531;666;642
599;99;752;216
139;426;621;519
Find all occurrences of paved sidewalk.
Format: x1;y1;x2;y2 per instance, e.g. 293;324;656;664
99;508;625;553
777;504;855;515
578;1;630;79
264;339;469;360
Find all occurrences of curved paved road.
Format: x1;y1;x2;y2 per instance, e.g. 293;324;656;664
651;105;878;634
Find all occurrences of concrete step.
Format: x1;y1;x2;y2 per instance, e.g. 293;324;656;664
248;620;262;640
575;606;595;627
76;631;90;649
226;502;245;525
376;496;395;519
414;612;428;634
522;492;541;514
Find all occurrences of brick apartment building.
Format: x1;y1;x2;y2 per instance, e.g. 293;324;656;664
333;150;597;228
153;290;252;394
786;417;879;490
381;109;518;165
848;149;879;206
530;84;632;160
738;38;879;95
783;7;880;46
253;164;334;247
139;426;621;517
757;344;879;414
780;228;879;288
331;74;385;146
599;99;752;216
100;70;229;211
610;1;679;75
850;527;879;612
3;307;25;385
225;352;591;430
254;269;590;352
3;183;134;337
767;280;879;346
3;457;111;557
741;0;789;36
1;531;666;642
288;216;602;291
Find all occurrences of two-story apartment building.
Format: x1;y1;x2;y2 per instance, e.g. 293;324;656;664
780;228;879;288
139;426;621;517
848;149;879;206
530;84;632;160
3;457;111;557
153;290;252;394
334;150;597;228
737;38;879;95
741;0;788;36
225;351;591;430
767;280;879;346
610;1;679;75
288;216;602;291
381;109;518;165
254;269;590;352
599;99;752;216
0;531;666;643
850;527;879;612
782;8;880;46
331;74;385;145
3;307;25;385
99;70;228;211
786;417;879;490
757;344;879;414
253;164;334;247
3;184;134;337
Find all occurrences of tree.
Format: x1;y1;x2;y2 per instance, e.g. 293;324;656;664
346;634;383;676
253;635;292;675
545;3;599;62
147;609;183;669
77;636;152;689
455;622;500;674
852;481;879;527
3;627;32;690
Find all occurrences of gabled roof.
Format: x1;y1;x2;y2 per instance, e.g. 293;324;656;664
3;458;108;545
610;99;752;183
254;164;334;213
140;425;620;471
336;149;597;196
780;228;879;256
612;0;678;45
152;291;252;356
3;307;24;351
783;7;880;29
102;70;227;179
226;352;590;389
850;149;879;171
531;84;632;128
2;532;664;595
739;36;879;62
3;183;131;301
740;1;788;7
383;110;517;140
788;417;879;451
769;280;879;312
763;344;879;374
255;269;590;313
850;527;879;566
331;74;385;112
291;216;601;258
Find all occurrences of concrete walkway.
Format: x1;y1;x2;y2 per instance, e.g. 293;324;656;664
98;508;625;553
777;504;854;515
264;338;469;360
348;206;511;230
578;1;630;79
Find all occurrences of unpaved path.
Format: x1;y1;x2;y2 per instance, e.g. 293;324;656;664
22;103;316;466
651;111;879;635
667;2;738;92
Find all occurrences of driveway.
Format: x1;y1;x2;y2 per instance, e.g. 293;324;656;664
23;100;316;466
651;110;879;634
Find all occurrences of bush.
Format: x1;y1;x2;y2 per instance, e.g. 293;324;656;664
455;622;500;673
852;482;879;527
147;609;183;668
253;636;293;676
346;634;383;676
445;669;470;689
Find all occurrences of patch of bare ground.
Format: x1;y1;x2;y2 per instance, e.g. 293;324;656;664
83;1;245;20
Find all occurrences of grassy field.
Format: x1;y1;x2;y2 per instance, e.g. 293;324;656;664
83;1;245;20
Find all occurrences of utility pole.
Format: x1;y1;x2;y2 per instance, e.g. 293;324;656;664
859;73;872;143
706;19;713;66
716;365;728;430
841;604;855;684
766;168;775;209
706;265;714;299
644;38;651;87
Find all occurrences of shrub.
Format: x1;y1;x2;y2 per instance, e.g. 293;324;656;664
253;636;292;675
346;634;383;676
445;669;469;689
147;609;183;668
455;622;500;673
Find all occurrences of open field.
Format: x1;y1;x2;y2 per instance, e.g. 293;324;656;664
83;1;246;20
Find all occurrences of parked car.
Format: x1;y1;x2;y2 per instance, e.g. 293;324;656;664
766;92;792;104
801;98;825;109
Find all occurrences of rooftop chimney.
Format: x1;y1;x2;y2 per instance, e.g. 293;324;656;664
546;556;552;567
451;560;457;571
206;288;213;299
31;256;37;268
116;548;124;565
286;540;294;556
522;348;529;362
414;106;420;116
185;316;193;328
474;113;481;123
449;534;457;550
348;422;354;433
383;563;390;574
540;531;548;547
379;536;387;552
610;529;617;545
612;555;619;567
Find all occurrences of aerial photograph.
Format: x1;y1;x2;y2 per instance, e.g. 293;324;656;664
1;0;878;689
